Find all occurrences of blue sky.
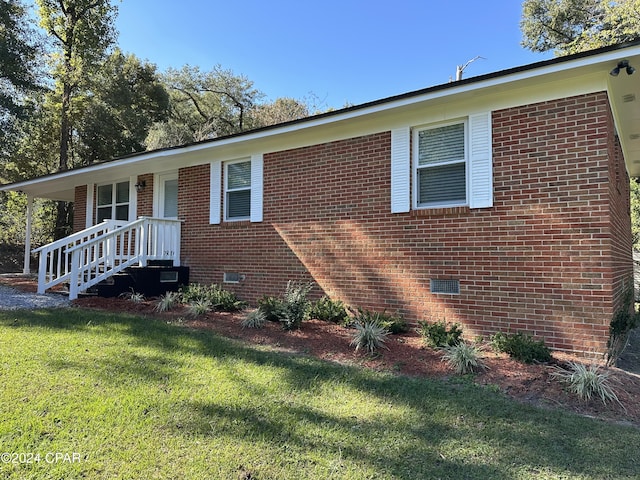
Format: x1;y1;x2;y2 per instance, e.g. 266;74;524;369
115;0;553;109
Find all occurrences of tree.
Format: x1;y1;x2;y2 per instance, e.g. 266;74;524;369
78;49;169;163
36;0;118;172
521;0;640;55
246;97;310;129
146;65;263;150
0;0;44;143
36;0;118;238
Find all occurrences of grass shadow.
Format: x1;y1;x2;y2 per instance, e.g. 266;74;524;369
2;308;639;478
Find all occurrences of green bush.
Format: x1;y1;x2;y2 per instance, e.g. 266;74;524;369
241;309;268;329
352;308;409;334
491;331;552;364
350;320;389;354
309;296;348;324
155;291;181;312
180;283;247;312
442;342;486;375
257;295;286;322
551;362;620;405
280;281;313;330
606;286;639;366
418;320;463;348
186;299;211;317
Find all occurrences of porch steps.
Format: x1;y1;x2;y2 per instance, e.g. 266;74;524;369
33;217;183;300
94;263;189;298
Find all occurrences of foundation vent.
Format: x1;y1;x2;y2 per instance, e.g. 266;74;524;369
223;272;243;284
430;279;460;295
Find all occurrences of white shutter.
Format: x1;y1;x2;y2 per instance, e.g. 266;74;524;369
128;176;137;221
209;161;222;224
468;112;493;209
390;127;411;213
250;154;264;222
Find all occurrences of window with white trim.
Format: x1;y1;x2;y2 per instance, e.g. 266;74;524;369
414;121;467;208
225;160;251;220
96;181;130;223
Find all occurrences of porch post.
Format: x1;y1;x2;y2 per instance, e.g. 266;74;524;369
23;194;33;274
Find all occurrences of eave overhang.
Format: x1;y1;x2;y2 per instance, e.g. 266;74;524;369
4;40;640;201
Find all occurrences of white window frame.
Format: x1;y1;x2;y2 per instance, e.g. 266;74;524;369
412;119;469;210
96;180;131;223
224;158;252;221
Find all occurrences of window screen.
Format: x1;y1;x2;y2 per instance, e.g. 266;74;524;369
416;123;466;207
226;161;251;219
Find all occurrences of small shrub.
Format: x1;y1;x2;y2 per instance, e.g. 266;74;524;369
242;309;267;329
606;286;639;366
351;321;389;354
377;311;409;334
351;308;409;334
120;289;145;304
280;281;313;330
551;362;620;405
257;295;286;322
442;342;486;375
180;283;246;312
155;291;181;312
491;331;552;364
186;299;212;317
310;296;348;324
179;283;210;303
418;320;463;348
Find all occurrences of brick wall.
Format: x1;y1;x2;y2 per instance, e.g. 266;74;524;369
177;92;633;355
73;185;87;233
137;174;154;218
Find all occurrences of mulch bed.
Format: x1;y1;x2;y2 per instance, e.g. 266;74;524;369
74;294;640;429
1;274;638;428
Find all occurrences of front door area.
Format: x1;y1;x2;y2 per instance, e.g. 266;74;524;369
155;172;178;219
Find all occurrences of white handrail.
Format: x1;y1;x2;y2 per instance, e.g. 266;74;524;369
34;217;181;299
67;217;181;300
33;220;126;294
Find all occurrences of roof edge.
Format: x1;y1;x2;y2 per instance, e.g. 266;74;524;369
3;39;640;192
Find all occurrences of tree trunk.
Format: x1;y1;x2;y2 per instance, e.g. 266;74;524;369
54;201;73;240
59;82;72;172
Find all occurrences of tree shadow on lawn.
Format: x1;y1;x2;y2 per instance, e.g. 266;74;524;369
3;308;639;479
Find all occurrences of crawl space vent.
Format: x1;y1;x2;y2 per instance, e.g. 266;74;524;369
223;272;242;284
430;279;460;294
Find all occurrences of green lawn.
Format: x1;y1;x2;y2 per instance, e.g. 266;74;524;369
0;309;638;479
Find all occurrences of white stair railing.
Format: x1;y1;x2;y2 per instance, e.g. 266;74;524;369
33;220;126;294
34;217;181;300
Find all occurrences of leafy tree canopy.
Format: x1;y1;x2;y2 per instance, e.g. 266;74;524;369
0;0;44;134
521;0;640;54
78;49;169;163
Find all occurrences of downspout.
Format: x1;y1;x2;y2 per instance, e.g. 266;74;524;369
23;194;33;274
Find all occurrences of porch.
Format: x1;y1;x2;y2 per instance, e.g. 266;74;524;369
32;217;182;300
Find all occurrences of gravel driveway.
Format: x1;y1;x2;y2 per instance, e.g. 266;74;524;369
0;285;70;310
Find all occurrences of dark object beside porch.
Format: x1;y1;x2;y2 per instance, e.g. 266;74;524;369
96;263;189;298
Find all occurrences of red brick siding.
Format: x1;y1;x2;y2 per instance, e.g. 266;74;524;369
489;92;617;353
73;185;87;233
177;92;632;355
608;116;634;314
137;174;154;218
